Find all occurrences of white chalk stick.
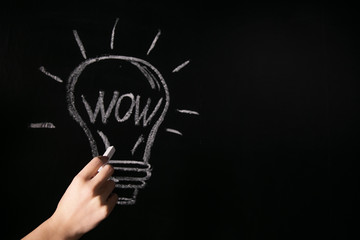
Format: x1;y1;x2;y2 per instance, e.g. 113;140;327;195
98;146;116;172
103;146;116;159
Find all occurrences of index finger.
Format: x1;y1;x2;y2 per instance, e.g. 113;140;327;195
77;156;108;180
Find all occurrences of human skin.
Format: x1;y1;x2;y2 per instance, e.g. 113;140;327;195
22;156;118;240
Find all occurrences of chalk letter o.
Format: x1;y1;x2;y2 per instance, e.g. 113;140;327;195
115;93;135;122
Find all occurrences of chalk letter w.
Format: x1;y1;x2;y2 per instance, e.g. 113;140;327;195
81;91;119;124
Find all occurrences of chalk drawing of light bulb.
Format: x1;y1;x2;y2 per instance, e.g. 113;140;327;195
67;55;169;205
34;18;199;205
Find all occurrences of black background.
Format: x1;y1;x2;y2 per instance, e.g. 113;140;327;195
1;1;359;239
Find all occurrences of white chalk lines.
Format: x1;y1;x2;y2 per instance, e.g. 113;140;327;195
165;128;183;136
39;66;63;83
73;30;87;59
110;18;119;50
147;29;161;55
172;60;190;73
176;109;200;115
35;18;199;205
29;122;56;129
165;108;200;136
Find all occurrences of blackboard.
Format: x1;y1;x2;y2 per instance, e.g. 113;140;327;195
2;2;359;239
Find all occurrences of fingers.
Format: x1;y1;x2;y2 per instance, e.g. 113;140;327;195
93;163;114;186
78;156;115;198
104;193;118;216
96;183;117;218
78;156;108;180
93;176;117;217
97;179;116;201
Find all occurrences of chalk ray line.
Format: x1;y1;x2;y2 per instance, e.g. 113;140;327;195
172;60;190;73
29;122;56;129
146;29;161;55
176;109;200;115
39;66;63;83
110;18;119;50
73;30;87;59
165;128;183;136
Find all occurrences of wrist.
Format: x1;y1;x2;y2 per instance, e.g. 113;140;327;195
47;214;81;240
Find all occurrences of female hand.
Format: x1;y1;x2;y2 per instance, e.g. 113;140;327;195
23;156;118;240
